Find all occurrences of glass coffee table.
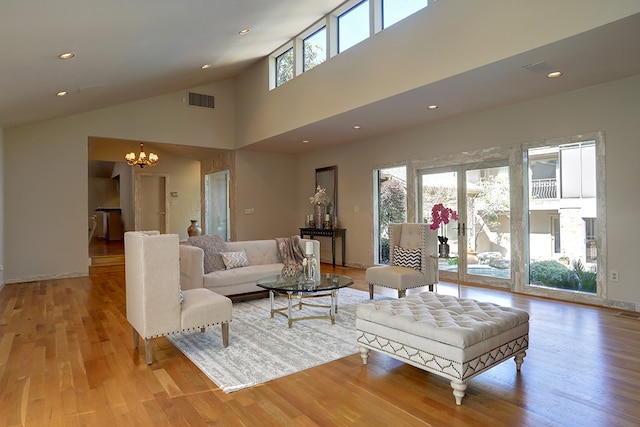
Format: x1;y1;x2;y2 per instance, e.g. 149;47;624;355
256;273;354;328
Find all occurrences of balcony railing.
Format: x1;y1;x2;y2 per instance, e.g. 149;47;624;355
531;178;557;199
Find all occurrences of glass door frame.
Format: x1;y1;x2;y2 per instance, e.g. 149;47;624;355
417;160;512;288
522;132;607;304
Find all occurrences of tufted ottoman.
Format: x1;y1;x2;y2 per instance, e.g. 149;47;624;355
356;292;529;405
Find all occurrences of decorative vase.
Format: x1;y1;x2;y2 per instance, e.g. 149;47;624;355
314;203;324;229
303;255;316;283
187;220;202;237
438;243;450;258
281;263;301;280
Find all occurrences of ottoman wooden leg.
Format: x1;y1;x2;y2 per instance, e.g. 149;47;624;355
514;350;526;371
450;381;467;405
359;346;370;365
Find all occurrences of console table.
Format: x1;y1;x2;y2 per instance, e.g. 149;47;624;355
299;228;346;268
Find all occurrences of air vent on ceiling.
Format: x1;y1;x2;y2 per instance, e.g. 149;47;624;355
188;92;215;109
522;61;551;73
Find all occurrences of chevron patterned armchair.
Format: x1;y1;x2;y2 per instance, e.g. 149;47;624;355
365;223;438;299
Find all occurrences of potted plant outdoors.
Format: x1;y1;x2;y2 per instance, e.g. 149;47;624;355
429;203;459;257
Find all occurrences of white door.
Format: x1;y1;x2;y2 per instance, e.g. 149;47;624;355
138;175;167;233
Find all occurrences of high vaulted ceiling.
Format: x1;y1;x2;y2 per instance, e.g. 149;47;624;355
2;2;640;156
0;0;345;130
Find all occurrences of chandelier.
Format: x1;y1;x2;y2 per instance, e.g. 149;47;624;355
125;143;158;168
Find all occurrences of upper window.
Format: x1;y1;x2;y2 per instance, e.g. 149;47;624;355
303;27;327;72
382;0;428;29
275;47;294;87
338;0;370;53
269;0;430;89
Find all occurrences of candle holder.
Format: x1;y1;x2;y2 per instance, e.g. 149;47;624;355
302;254;316;283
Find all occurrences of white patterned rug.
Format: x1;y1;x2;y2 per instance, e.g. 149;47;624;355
167;287;376;393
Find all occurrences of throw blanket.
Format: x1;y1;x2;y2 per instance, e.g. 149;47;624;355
276;235;305;266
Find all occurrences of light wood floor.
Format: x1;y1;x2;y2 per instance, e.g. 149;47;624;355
1;259;639;426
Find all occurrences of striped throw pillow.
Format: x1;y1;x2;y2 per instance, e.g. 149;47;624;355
221;250;250;269
392;246;421;271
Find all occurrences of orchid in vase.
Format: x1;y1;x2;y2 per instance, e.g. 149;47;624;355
429;203;459;245
309;185;328;205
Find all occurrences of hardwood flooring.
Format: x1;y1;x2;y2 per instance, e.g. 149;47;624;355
1;259;639;426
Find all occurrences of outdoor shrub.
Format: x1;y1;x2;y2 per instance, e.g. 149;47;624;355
530;260;570;288
530;259;597;293
572;259;597;293
380;237;390;264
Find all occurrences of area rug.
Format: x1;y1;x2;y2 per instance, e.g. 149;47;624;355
167;287;377;393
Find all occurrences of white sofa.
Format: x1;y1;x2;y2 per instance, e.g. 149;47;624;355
179;238;320;296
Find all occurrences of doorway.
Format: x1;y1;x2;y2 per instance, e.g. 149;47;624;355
418;161;511;287
205;170;230;241
373;166;407;264
136;174;168;233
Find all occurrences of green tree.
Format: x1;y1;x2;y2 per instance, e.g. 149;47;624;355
275;42;323;87
467;174;510;249
379;177;406;263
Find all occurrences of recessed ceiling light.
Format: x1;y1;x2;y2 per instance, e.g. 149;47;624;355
547;71;563;78
302;140;310;144
56;91;68;97
353;125;361;129
239;28;250;35
427;105;438;110
58;52;75;60
201;64;212;69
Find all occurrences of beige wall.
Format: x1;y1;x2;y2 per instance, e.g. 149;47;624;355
4;79;236;282
292;75;640;309
235;0;640;147
233;150;299;241
2;1;640;312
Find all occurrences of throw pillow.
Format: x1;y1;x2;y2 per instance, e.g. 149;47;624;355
392;245;422;271
186;235;227;273
221;250;250;270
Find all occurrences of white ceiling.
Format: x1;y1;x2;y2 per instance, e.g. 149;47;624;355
0;0;345;130
2;2;640;156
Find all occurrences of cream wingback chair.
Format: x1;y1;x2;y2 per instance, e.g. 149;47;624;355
366;223;438;299
125;231;232;365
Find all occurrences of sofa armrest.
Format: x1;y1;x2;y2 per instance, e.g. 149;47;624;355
179;245;205;290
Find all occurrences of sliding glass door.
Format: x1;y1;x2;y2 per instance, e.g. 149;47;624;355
373;166;407;264
419;161;511;286
526;141;597;294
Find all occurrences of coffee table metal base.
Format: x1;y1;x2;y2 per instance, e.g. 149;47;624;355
269;290;339;328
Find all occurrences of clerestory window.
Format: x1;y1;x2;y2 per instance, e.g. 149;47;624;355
382;0;428;29
303;26;327;72
275;47;294;87
338;1;370;53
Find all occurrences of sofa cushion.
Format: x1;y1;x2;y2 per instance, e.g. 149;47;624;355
226;240;282;265
392;245;421;271
221;250;250;269
203;264;284;289
186;235;227;273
